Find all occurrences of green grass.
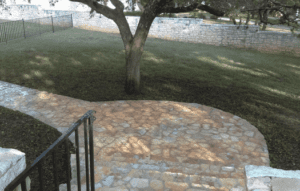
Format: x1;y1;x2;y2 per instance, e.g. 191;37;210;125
0;11;300;191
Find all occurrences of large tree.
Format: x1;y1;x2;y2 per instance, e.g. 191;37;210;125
68;0;231;95
80;0;300;95
2;0;299;95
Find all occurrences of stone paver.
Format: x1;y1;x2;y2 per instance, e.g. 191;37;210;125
0;81;270;191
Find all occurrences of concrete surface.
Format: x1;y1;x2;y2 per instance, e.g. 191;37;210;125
246;165;300;179
245;165;300;191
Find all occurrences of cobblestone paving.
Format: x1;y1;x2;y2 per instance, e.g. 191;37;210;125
0;81;270;191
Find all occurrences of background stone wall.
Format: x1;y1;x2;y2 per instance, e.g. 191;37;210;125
1;4;300;56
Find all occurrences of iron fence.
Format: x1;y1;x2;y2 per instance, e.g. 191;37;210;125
0;14;73;45
4;110;96;191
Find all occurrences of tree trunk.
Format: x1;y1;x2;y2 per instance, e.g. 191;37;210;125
255;14;259;25
231;15;237;25
261;8;270;31
251;11;255;19
124;43;144;95
261;22;267;30
255;10;267;30
125;56;141;95
110;5;158;95
122;17;154;95
245;11;250;25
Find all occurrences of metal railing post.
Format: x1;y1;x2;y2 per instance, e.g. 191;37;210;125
65;137;71;191
52;147;59;189
89;116;95;191
84;118;90;191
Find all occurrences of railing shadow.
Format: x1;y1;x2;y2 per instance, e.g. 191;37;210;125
4;110;97;191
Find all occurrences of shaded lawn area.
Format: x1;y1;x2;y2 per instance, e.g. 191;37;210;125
0;19;299;191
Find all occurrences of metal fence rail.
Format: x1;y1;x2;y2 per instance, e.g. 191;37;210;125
0;14;73;45
4;110;96;191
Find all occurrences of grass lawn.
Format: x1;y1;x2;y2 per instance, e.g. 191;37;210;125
0;11;300;191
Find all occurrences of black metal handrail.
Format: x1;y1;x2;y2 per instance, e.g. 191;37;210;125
4;110;96;191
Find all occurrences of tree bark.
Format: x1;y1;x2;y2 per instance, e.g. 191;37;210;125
261;7;270;31
124;45;142;95
125;51;142;95
251;11;255;19
255;14;259;25
230;14;237;25
120;9;157;95
245;11;250;25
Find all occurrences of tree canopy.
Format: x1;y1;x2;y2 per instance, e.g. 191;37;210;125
2;0;299;34
239;0;299;32
85;0;300;35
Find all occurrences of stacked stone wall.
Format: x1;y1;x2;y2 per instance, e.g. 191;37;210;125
1;4;300;56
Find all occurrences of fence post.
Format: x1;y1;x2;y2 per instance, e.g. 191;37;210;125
22;19;26;39
51;16;54;33
89;116;95;191
39;17;41;36
71;14;73;28
4;24;7;44
84;119;90;191
64;138;71;190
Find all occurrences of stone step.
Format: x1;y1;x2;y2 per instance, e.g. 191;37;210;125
58;154;246;191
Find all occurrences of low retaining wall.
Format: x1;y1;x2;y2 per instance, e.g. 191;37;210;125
1;4;300;56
